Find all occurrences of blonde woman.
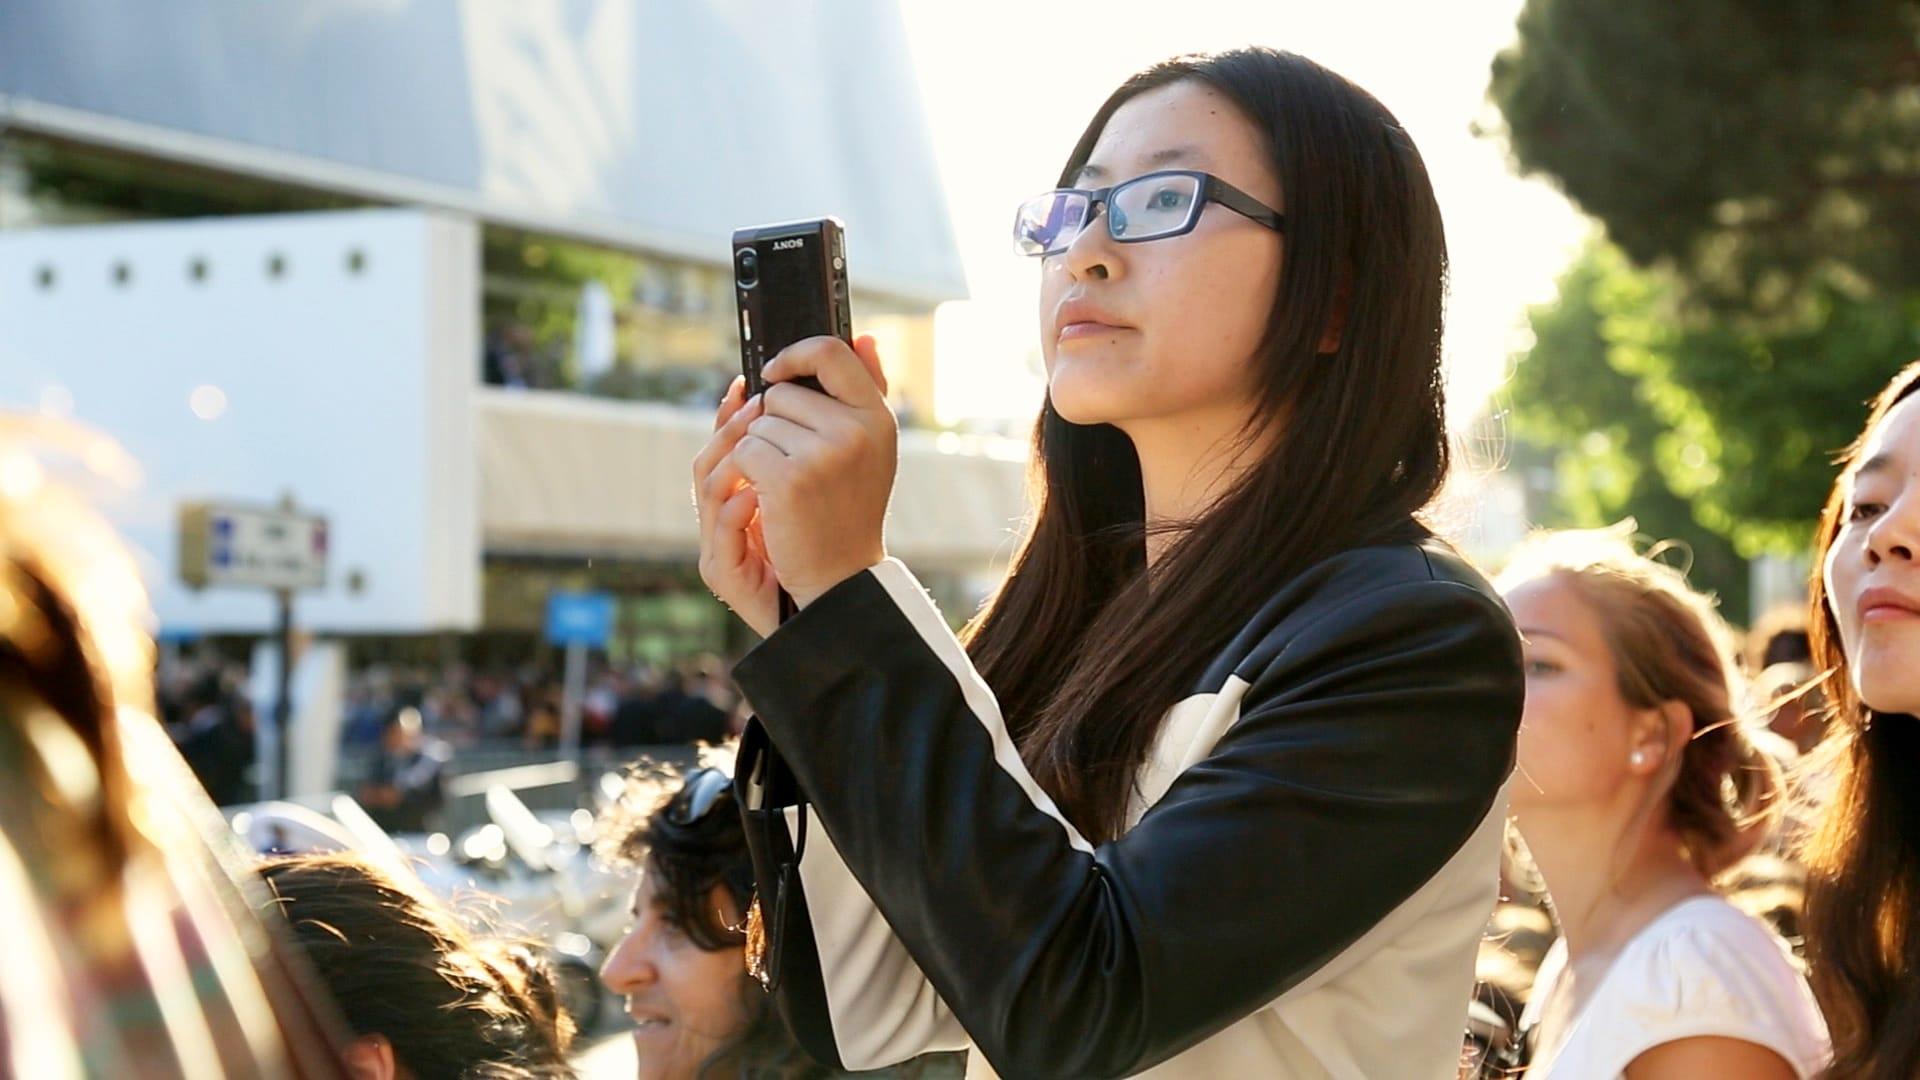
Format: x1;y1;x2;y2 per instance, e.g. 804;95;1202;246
1500;528;1829;1078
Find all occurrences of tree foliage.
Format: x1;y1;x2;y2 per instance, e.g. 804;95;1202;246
1514;241;1911;561
1491;0;1920;307
1491;0;1920;567
1506;243;1753;617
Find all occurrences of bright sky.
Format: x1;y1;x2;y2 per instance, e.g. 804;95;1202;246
898;0;1590;429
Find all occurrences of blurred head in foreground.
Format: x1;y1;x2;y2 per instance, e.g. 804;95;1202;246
0;415;347;1076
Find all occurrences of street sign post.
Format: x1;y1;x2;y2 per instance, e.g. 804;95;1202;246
178;495;328;800
545;591;615;764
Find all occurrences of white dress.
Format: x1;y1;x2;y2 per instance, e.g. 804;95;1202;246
1519;895;1830;1078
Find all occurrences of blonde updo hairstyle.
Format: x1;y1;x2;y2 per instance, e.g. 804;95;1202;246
1500;525;1783;878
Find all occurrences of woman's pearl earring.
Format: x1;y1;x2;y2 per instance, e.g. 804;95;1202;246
1630;750;1648;767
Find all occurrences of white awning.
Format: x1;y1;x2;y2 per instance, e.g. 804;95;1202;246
477;388;1030;571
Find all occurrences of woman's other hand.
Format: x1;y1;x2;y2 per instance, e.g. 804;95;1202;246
727;334;895;611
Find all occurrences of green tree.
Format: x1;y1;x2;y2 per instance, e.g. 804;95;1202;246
1490;0;1920;307
1594;278;1920;552
1507;243;1754;618
1489;0;1920;565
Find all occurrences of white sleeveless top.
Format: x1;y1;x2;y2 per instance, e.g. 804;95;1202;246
1519;896;1830;1078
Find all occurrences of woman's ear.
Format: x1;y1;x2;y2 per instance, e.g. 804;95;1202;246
1659;699;1696;765
1626;701;1694;777
343;1034;397;1080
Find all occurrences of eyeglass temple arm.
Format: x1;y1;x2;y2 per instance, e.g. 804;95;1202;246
1206;177;1286;233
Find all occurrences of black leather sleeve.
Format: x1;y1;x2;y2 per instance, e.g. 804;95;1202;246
732;556;1522;1079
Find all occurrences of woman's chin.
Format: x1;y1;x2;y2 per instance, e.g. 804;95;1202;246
1049;398;1116;426
1047;377;1141;428
1857;669;1920;719
1851;631;1920;717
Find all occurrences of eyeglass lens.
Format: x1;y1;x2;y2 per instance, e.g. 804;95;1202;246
1108;173;1200;240
1014;191;1089;256
1014;173;1203;255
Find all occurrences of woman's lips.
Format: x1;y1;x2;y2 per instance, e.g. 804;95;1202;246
1053;296;1130;343
629;1011;672;1033
1058;321;1132;343
1860;586;1920;623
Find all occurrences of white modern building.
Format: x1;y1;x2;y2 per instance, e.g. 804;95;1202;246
0;1;1027;661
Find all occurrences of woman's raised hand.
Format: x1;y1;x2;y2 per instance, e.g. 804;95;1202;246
724;334;896;617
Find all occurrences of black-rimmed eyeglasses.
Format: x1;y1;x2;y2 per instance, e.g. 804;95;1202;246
1012;169;1285;258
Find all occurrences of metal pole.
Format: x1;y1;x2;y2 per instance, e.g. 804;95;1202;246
559;641;586;764
276;586;294;799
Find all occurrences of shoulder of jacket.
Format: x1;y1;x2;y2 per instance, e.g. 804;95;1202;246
1298;536;1493;595
1215;539;1515;688
1263;538;1504;631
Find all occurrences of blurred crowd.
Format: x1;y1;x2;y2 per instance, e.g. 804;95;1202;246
156;659;258;806
150;652;749;816
339;658;746;753
0;426;905;1077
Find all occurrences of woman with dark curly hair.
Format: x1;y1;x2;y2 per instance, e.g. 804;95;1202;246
597;765;960;1080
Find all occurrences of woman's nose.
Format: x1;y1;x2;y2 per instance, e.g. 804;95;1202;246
1867;492;1920;565
600;923;660;993
1059;204;1120;283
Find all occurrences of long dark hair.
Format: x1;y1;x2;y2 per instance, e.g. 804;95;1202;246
258;854;578;1079
1801;359;1920;1079
963;48;1451;843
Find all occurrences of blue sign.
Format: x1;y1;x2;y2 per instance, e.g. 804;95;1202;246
545;591;615;648
212;513;235;567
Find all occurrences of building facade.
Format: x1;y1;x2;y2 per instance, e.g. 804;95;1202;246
0;0;1026;664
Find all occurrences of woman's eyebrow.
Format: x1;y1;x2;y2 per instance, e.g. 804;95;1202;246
1854;451;1899;479
1076;145;1203;184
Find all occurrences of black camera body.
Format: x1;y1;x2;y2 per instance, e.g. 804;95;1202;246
731;217;852;397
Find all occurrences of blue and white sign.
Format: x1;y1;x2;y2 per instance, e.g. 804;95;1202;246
178;501;329;592
545;591;615;648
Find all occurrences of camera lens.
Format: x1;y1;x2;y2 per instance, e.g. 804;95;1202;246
735;247;759;288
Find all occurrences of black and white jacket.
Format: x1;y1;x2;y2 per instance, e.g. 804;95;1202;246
732;537;1523;1079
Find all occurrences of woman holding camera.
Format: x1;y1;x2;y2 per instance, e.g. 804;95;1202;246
694;48;1523;1078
